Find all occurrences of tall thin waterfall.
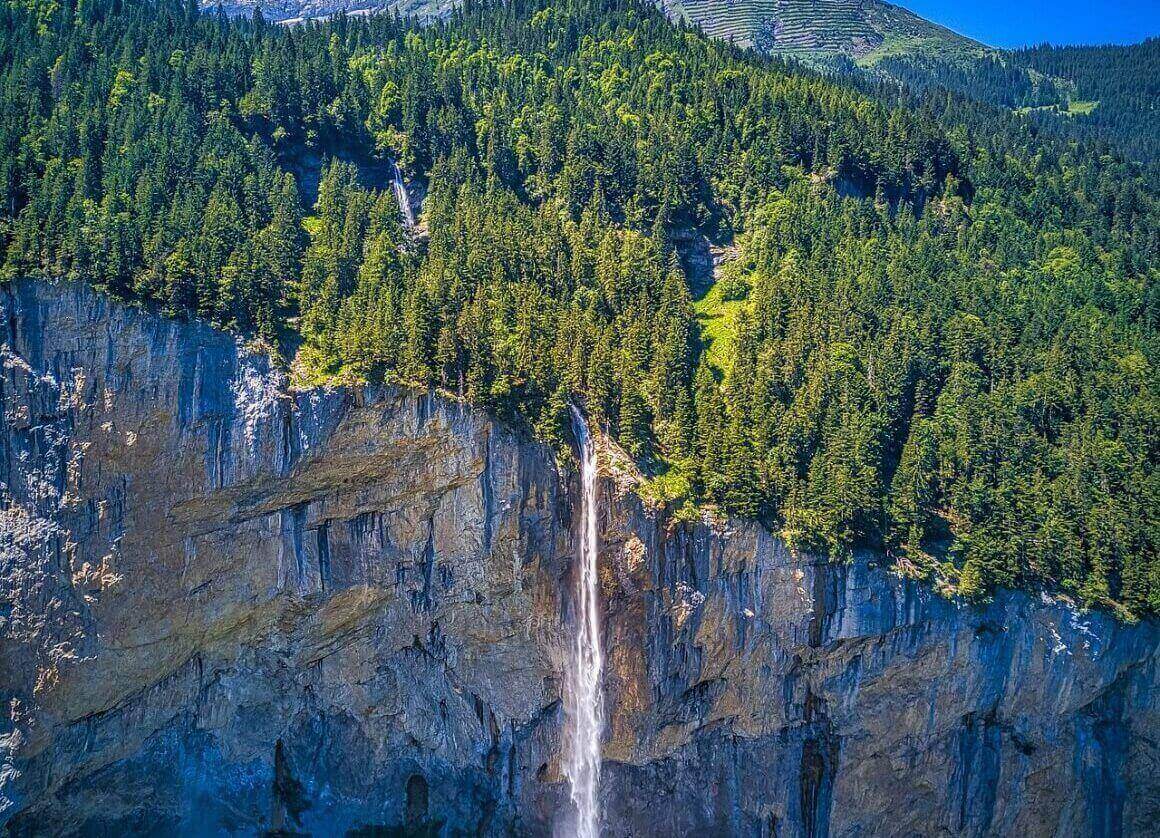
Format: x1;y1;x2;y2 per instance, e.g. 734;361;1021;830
565;407;605;838
391;159;416;230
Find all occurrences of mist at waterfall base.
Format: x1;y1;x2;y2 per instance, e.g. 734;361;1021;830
562;407;606;838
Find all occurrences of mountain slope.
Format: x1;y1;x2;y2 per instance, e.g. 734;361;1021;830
661;0;983;60
225;0;1157;164
6;0;1157;616
863;37;1160;163
205;0;451;23
208;0;984;63
2;276;1157;835
1013;38;1160;163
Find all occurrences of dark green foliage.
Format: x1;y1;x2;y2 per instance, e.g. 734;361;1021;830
0;0;1156;618
874;52;1063;110
869;38;1160;164
1014;39;1160;164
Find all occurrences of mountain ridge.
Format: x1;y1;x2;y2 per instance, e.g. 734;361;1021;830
660;0;986;60
205;0;988;62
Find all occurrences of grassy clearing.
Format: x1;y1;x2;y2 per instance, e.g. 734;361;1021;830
1067;99;1099;115
860;34;944;65
694;279;745;376
1015;99;1099;117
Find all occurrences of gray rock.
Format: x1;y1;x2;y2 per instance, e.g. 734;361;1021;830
0;279;1156;836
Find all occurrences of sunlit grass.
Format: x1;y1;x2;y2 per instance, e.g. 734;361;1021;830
694;274;746;376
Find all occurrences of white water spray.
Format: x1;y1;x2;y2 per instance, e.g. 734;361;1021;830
564;407;605;838
391;159;416;230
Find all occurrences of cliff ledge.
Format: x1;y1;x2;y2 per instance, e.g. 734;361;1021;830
1;279;1156;836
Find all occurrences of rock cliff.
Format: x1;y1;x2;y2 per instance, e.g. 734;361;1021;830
1;278;1156;836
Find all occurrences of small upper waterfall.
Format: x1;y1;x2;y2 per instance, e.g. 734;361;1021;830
391;159;416;230
564;407;605;838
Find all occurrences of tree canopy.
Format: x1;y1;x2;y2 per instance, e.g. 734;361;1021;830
0;0;1156;618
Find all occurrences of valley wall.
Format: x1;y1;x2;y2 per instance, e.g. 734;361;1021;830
0;279;1156;836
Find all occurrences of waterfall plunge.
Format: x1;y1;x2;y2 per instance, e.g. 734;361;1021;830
391;159;416;230
564;407;605;838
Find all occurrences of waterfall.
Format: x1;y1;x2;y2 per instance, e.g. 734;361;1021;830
564;407;605;838
391;159;416;229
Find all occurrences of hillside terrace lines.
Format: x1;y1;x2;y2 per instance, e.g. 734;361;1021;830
661;0;978;60
667;0;889;55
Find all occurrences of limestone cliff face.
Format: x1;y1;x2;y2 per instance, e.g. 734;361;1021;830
0;278;1156;836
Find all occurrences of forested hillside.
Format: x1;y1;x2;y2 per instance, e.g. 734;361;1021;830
873;38;1160;164
198;0;1160;163
207;0;982;60
870;52;1066;110
0;0;1156;617
1014;39;1160;164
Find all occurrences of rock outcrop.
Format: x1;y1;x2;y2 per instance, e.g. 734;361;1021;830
1;278;1157;836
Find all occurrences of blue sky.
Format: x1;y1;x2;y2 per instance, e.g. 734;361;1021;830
897;0;1160;49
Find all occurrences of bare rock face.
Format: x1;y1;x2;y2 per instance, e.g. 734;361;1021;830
0;278;1157;836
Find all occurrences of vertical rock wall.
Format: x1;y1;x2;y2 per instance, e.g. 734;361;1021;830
1;279;1156;836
